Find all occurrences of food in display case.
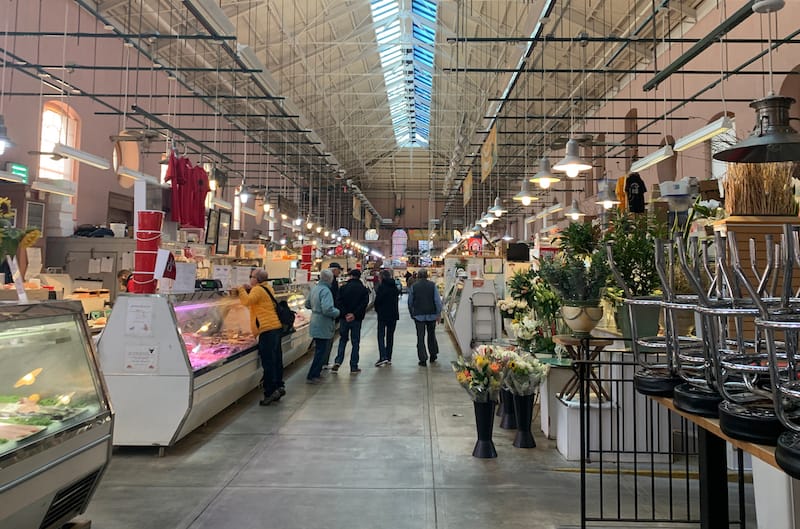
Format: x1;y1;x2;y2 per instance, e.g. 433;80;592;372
286;291;310;329
0;312;107;457
174;297;256;371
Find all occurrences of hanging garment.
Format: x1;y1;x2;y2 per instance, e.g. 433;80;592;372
625;172;648;213
188;164;210;228
615;176;627;211
165;151;192;224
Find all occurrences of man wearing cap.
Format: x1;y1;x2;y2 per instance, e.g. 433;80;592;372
332;268;370;373
322;262;343;369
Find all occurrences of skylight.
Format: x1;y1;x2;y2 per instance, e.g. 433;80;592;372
370;0;437;147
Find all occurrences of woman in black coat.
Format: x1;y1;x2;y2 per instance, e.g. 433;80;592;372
373;269;400;366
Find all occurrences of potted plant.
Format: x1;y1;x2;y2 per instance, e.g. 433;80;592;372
452;347;504;458
604;210;666;339
538;221;610;337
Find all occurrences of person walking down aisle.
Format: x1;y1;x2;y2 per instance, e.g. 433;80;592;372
238;269;285;405
407;269;442;366
322;262;343;369
333;268;370;374
374;269;400;367
305;269;341;384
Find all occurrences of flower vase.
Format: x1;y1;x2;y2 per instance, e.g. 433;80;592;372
561;303;603;337
503;317;513;335
472;400;498;458
496;390;503;416
499;388;516;429
512;393;536;448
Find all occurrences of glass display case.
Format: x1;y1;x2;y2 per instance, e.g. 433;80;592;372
0;301;113;529
98;286;312;450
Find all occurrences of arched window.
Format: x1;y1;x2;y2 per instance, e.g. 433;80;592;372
39;101;80;181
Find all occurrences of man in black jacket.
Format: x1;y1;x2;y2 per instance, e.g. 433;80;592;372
332;268;370;374
373;269;400;367
407;269;442;366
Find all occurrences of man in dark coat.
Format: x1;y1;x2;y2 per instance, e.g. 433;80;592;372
373;269;400;367
332;268;370;374
407;269;442;366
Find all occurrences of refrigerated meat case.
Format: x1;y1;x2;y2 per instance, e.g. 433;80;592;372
0;301;113;529
97;285;311;451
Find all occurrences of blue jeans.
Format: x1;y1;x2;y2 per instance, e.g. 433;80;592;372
258;329;283;396
377;319;397;361
335;319;362;369
307;338;329;380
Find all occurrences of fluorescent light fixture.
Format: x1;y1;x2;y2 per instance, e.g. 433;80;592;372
31;179;76;197
211;197;232;210
674;116;733;152
242;206;258;217
184;0;237;36
630;144;675;172
117;166;162;186
53;143;111;170
0;115;13;155
0;170;25;183
535;203;563;219
552;139;592;178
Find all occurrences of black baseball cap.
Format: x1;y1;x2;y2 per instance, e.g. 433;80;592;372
328;262;342;269
349;269;362;278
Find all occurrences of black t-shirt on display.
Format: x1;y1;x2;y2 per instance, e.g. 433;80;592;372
625;172;647;213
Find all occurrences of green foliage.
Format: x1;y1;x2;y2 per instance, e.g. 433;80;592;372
539;252;610;304
556;221;602;257
604;210;666;298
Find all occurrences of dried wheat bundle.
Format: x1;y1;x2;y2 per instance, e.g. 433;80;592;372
723;162;798;216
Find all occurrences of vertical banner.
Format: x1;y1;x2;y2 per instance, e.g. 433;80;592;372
352;197;361;220
364;210;373;229
481;124;497;182
463;169;473;207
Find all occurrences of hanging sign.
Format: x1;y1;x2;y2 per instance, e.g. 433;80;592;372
463;169;473;207
353;197;361;220
481;124;497;182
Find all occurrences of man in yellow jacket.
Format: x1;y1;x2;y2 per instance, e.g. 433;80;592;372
239;268;285;405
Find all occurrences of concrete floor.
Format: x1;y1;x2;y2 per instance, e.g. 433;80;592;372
83;304;583;529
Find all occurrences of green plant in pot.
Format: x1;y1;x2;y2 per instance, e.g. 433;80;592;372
538;221;610;337
604;210;666;340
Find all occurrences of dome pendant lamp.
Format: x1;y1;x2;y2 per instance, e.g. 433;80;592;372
488;195;508;217
553;139;592;178
529;157;561;189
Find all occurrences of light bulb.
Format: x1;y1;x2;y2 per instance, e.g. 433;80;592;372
306;222;313;229
263;203;270;212
279;238;287;245
324;231;330;237
298;234;305;241
493;210;502;217
209;179;217;191
566;166;581;178
239;191;250;203
569;212;580;221
281;213;288;220
603;200;614;210
294;218;302;226
539;178;552;189
521;196;532;206
0;140;7;156
316;226;322;233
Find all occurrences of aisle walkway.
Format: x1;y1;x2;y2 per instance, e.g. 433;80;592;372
84;303;580;529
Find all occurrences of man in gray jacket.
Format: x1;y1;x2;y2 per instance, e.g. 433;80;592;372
407;269;442;366
305;269;341;383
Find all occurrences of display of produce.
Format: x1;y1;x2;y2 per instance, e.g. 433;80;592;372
0;301;113;529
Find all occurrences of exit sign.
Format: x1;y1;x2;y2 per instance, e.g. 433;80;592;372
5;162;28;183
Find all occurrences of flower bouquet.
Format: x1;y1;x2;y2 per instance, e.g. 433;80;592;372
452;351;503;403
509;314;538;350
497;297;528;320
504;353;550;396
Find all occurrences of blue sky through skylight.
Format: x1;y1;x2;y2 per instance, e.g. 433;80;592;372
370;0;437;147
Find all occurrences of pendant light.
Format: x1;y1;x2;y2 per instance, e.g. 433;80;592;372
565;199;586;221
530;157;560;189
552;33;592;178
594;180;620;210
512;177;538;206
488;196;507;217
714;2;800;163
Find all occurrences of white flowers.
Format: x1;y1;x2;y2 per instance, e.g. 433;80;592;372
510;314;539;341
498;297;528;318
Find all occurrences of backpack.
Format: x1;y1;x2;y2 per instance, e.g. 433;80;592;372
260;285;296;335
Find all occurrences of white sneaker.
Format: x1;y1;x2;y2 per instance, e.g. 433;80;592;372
322;364;331;370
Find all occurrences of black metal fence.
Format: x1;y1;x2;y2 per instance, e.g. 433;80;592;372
574;338;754;528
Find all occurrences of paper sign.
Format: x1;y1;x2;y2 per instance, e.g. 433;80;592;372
121;252;134;271
100;257;114;273
88;258;101;274
171;262;197;293
232;266;253;287
24;247;42;279
7;256;27;302
124;345;159;372
125;298;154;336
212;265;232;290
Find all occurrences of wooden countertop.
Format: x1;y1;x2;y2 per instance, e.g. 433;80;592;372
652;396;779;470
